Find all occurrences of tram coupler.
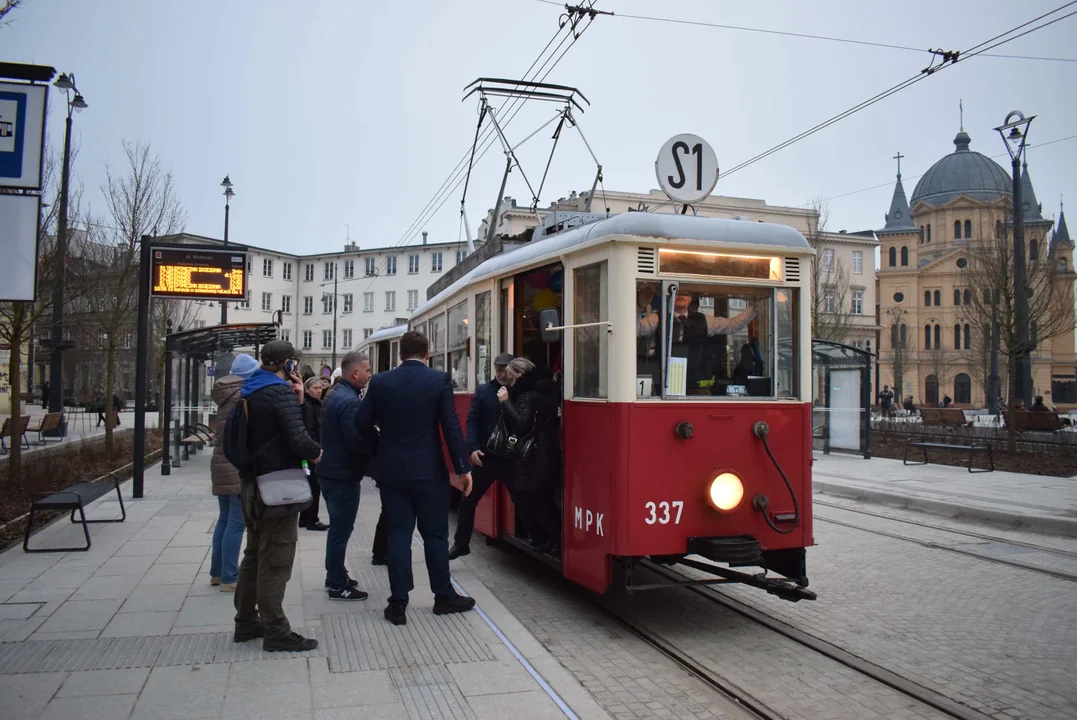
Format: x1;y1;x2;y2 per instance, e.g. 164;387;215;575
678;557;817;602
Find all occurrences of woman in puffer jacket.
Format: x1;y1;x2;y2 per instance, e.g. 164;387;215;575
208;354;257;591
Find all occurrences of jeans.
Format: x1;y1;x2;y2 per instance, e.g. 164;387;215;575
210;494;244;584
382;478;452;604
320;476;361;589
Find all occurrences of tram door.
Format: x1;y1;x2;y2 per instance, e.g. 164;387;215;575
376;341;391;374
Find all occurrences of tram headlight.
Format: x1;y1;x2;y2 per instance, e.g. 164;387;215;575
708;472;744;511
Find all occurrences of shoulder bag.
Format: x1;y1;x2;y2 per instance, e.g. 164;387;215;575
487;413;538;460
250;432;313;519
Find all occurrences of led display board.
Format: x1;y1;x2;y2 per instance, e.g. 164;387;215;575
150;246;246;300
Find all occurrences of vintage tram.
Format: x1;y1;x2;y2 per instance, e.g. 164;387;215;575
408;212;815;601
358;324;407;374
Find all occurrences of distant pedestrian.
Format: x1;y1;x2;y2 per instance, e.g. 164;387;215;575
1014;399;1027;411
299;377;329;532
41;381;50;407
319;351;375;600
233;340;322;653
356;331;475;626
878;385;894;416
942;395;952;408
209;354;257;592
1030;395;1049;412
450;352;514;560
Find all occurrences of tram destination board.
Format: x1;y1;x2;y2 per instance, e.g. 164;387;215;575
150;246;247;300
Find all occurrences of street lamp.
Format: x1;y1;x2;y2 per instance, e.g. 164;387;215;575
995;110;1035;407
46;73;87;413
220;175;234;324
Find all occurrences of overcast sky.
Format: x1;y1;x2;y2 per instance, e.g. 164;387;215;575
5;0;1075;254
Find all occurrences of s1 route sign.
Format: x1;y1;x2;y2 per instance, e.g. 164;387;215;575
655;134;719;205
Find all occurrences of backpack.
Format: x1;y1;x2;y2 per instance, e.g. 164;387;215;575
222;399;253;472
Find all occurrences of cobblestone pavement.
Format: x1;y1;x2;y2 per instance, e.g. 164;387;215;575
464;542;948;720
711;505;1077;720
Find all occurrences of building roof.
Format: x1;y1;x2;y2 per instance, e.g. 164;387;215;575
910;131;1012;208
1019;161;1043;220
1053;206;1072;248
881;174;916;231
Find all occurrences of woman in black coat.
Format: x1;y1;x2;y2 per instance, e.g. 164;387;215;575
498;357;561;554
299;377;329;530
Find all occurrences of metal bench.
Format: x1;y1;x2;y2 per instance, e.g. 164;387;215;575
0;415;31;454
23;477;127;553
904;441;994;473
27;412;65;444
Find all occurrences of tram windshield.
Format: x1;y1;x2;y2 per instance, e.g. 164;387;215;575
635;280;799;399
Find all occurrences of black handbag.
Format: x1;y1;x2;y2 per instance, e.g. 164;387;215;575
487;414;537;460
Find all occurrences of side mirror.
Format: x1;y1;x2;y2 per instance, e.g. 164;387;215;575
538;308;561;344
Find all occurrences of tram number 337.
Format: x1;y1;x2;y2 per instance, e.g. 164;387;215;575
645;501;683;525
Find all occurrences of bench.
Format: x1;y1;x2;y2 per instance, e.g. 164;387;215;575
27;412;65;445
180;423;215;450
1006;410;1064;433
23;476;127;553
0;415;31;454
919;407;974;429
904;441;994;473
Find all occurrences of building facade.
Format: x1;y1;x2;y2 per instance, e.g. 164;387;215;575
875;129;1075;409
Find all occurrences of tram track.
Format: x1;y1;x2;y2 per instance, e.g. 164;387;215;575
598;560;996;720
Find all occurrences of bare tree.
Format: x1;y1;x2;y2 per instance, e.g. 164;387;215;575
71;141;186;458
924;336;953;405
885;311;911;405
0;0;24;26
961;222;1075;449
806;202;855;344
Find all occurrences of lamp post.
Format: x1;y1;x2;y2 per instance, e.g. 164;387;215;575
47;73;87;413
220;175;234;325
988;289;1000;415
995;111;1035;407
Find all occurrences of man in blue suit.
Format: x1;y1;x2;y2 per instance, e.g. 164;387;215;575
356;330;475;626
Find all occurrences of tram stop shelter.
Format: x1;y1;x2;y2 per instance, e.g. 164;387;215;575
159;322;279;476
811;339;873;459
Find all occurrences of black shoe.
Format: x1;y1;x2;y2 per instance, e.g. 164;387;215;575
324;575;359;589
371;556;387;566
384;603;407;626
328;586;369;601
433;592;476;615
305;521;329;531
263;631;318;653
448;543;470;560
233;624;265;643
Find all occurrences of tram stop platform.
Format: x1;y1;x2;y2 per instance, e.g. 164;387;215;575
0;451;611;720
812;452;1077;537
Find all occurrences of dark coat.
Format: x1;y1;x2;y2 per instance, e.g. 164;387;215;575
467;380;503;455
319;380;373;483
242;379;321;479
500;367;560;493
302;394;323;443
356;359;469;486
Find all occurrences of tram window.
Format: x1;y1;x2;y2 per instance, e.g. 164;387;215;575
429;314;446;371
776;288;799;398
474;291;492;389
447;300;469;391
573;262;608;398
636;281;779;399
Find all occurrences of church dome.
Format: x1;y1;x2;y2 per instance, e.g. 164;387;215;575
910;131;1012;207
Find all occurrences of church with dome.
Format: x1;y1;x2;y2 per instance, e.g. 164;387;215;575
876;128;1075;409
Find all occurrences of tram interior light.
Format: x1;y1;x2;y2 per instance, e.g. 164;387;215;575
708;472;744;511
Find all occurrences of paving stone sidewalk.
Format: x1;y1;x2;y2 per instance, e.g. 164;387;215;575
0;450;608;720
812;452;1077;536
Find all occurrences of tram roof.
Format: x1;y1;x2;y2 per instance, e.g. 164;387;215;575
360;324;408;347
414;212;811;318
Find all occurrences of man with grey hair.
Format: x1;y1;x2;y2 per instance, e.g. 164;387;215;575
318;350;374;600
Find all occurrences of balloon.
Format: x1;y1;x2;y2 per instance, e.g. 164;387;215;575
533;289;558;310
528;269;551;288
548;270;563;293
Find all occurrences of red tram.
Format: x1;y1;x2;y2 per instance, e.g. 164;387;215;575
409;212;815;602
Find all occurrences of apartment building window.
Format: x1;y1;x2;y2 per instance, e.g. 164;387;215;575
304;263;314;282
324;262;335;281
363;328;374;339
363;292;374;312
852;250;863;274
456;249;466;265
431;252;443;272
365;257;377;276
823;290;835;314
303;296;313;315
281;295;292;314
386;256;397;275
261;292;272;312
343;259;355;279
262;258;273;277
343;293;353;313
852;290;864;315
342;329;353;348
238;292;250;310
282;262;292;280
821;248;834;272
385;291;396;312
281;329;290;343
408;254;419;274
322;330;332;349
407;289;418;311
302;330;313;350
322;294;335;314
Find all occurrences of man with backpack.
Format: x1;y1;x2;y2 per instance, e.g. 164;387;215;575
228;340;322;652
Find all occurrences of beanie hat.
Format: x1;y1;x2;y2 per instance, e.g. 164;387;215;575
230;354;258;379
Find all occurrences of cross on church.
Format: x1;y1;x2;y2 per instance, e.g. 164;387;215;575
893;151;904;177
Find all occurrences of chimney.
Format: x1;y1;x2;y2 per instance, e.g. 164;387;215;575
422;231;428;245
